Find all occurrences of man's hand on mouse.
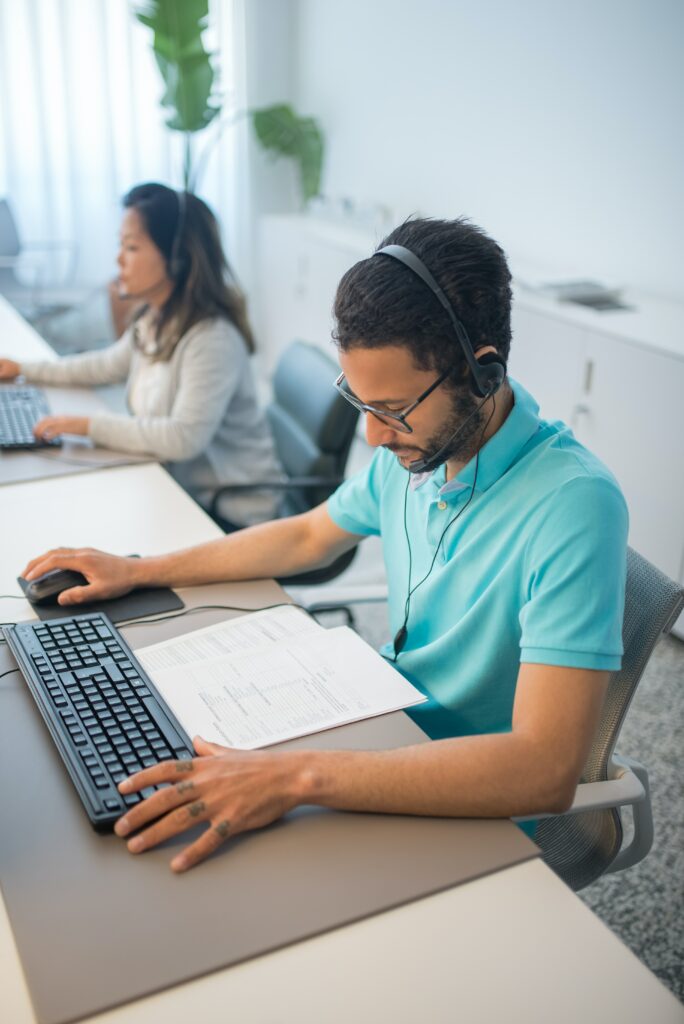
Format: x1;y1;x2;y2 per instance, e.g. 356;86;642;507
21;547;139;605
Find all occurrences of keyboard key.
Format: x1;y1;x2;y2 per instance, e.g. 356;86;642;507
103;660;124;683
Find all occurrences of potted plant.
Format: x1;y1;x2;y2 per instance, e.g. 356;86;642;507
134;0;323;201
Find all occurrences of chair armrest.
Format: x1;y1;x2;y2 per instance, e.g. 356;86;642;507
514;756;654;876
22;240;78;281
209;477;344;516
514;755;647;821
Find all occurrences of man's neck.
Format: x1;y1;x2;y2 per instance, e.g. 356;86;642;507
444;384;514;482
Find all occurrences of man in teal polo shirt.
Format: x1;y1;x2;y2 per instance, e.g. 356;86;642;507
24;217;628;872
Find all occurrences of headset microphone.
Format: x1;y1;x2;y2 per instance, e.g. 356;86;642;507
406;395;488;474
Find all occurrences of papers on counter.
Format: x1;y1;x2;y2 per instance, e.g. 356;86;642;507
135;605;426;749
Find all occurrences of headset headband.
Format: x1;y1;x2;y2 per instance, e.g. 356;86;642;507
375;244;505;398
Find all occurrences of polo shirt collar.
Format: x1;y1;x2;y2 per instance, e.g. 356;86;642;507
410;379;541;496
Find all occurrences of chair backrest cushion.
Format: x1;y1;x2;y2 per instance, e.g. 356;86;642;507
0;199;20;258
269;341;359;514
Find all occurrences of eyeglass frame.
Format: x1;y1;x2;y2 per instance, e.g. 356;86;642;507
334;367;451;434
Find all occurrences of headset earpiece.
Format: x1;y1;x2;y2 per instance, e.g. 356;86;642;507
167;190;188;282
471;350;506;398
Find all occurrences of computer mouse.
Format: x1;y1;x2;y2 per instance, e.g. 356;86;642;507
21;568;89;605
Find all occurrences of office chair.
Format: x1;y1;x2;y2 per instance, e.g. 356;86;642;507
209;340;360;588
516;547;684;891
0;197;82;326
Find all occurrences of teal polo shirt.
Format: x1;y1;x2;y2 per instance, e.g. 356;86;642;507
327;379;628;743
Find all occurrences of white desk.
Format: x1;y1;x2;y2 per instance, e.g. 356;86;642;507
1;463;681;1023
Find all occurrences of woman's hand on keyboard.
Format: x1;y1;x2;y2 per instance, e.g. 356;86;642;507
0;357;20;379
114;737;311;872
33;414;90;441
21;546;139;604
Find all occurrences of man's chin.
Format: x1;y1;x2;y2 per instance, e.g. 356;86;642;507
386;447;423;466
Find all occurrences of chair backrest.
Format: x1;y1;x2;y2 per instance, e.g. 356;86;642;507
534;547;684;890
0;198;22;293
0;198;21;258
268;340;359;517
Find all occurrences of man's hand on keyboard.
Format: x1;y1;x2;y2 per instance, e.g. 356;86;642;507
21;547;139;604
33;414;90;441
114;737;309;872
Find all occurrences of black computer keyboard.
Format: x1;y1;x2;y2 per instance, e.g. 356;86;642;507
4;613;193;831
0;385;61;448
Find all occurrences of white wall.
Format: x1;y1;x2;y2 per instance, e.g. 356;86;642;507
293;0;684;300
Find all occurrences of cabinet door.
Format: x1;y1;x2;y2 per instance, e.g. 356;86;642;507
508;304;587;424
257;217;368;373
573;334;684;582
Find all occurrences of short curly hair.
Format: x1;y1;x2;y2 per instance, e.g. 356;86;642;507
333;217;512;384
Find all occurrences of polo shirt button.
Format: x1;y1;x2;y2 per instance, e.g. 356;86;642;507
437;500;447;510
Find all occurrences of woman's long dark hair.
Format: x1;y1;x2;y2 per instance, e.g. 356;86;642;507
123;182;255;359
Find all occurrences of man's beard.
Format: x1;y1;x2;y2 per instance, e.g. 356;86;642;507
385;388;487;470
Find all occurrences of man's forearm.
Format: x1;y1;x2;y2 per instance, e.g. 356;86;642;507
297;731;574;820
130;511;340;590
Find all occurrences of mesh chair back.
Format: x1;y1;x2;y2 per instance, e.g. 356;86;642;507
534;547;684;890
268;341;359;517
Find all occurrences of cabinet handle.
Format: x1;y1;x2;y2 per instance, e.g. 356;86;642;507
571;402;591;428
583;359;594;393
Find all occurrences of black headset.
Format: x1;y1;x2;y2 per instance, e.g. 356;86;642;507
375;244;506;399
167;189;188;281
374;244;506;657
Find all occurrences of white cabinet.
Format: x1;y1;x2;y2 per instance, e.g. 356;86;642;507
510;294;684;591
576;335;684;584
256;215;373;373
507;307;588;426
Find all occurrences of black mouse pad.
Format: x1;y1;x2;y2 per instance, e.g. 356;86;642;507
17;578;184;624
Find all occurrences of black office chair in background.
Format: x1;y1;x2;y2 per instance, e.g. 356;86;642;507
0;197;83;326
209;340;360;588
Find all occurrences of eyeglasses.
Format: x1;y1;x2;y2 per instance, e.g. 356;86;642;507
334;368;450;434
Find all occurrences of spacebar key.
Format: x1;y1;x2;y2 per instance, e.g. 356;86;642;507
142;697;187;753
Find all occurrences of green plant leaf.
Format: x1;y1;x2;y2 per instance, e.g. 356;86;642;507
134;0;219;135
252;104;324;201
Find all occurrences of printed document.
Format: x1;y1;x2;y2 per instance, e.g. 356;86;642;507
136;605;426;748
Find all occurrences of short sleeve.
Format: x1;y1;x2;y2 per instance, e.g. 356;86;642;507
519;474;628;671
327;448;391;537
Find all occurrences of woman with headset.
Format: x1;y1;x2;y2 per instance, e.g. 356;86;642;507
0;183;282;527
